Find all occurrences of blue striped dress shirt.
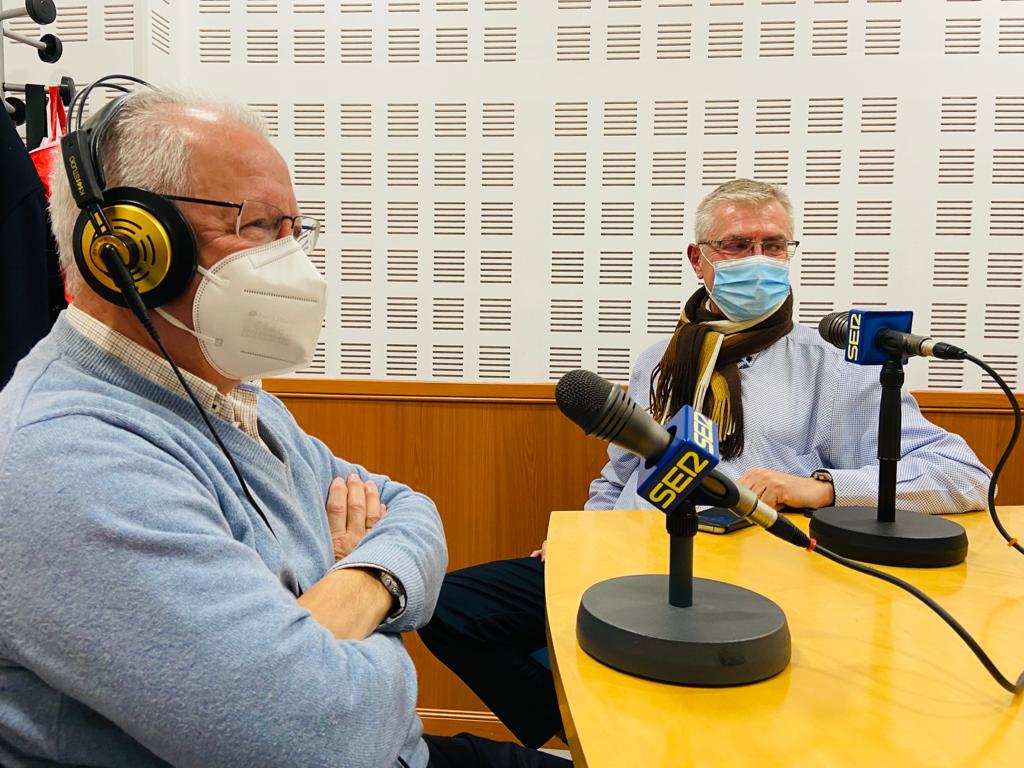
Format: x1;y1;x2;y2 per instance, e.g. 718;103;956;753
586;323;991;514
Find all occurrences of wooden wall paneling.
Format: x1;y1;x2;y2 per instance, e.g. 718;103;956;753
267;379;1023;742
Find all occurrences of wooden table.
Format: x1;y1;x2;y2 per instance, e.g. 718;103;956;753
545;507;1024;768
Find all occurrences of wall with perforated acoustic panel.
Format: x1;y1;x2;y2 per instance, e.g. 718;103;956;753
4;1;1022;391
266;377;1023;739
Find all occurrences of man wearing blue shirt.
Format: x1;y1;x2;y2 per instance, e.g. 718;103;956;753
420;178;991;748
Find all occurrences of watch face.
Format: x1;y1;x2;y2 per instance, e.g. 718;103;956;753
378;571;404;618
380;572;398;596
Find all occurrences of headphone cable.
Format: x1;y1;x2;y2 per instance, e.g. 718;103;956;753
69;74;151;130
99;246;279;540
69;78;279;540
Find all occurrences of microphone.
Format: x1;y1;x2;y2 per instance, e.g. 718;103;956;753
555;369;810;548
556;369;794;686
818;310;967;364
812;311;969;567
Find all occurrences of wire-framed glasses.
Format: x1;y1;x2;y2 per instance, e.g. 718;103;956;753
698;238;799;260
163;194;321;254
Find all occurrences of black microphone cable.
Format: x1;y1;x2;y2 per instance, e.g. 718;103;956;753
727;474;1024;693
961;353;1023;556
722;470;1024;693
788;348;1024;693
803;540;1024;694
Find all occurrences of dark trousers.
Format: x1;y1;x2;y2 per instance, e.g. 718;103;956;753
424;733;570;767
418;557;560;749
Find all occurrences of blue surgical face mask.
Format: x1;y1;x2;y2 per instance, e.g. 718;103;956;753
704;252;791;321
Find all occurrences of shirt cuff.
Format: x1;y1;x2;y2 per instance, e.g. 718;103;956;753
824;468;877;508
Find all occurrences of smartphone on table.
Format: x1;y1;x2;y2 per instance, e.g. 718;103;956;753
697;507;754;534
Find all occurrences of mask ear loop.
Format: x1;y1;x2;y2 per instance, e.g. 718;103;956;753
151;262;232;345
195;264;228;287
153;307;220;347
697;245;713;272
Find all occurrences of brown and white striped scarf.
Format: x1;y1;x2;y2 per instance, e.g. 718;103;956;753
649;288;793;459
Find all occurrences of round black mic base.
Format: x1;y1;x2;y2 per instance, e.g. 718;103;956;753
809;506;968;567
576;575;790;686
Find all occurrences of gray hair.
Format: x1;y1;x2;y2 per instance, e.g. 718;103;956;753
694;178;794;242
49;88;267;298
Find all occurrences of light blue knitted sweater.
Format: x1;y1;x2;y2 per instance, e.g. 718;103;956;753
0;314;447;768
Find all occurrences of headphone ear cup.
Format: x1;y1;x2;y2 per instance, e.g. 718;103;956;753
73;187;197;308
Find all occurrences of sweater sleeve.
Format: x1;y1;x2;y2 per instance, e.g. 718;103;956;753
0;416;423;768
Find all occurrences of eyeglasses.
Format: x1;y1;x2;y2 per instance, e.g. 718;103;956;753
698;238;799;260
163;194;321;254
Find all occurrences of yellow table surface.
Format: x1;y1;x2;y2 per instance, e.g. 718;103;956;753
545;507;1024;768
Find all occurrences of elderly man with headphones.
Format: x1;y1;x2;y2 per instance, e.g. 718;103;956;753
0;78;570;768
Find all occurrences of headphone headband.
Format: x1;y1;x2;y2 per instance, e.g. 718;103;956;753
61;78;142;210
87;96;131;191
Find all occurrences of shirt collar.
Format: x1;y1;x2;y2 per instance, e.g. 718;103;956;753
65;304;262;442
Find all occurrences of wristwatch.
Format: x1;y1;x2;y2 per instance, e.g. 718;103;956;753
811;470;835;506
376;569;406;619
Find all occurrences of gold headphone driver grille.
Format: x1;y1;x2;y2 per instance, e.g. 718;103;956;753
80;203;174;295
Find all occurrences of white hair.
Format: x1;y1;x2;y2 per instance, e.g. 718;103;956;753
694;178;794;242
49;88;267;298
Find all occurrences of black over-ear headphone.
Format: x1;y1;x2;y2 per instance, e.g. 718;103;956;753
60;75;197;309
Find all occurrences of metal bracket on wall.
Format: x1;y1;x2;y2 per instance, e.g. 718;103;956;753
2;0;62;126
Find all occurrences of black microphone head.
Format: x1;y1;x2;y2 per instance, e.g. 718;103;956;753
818;311;849;351
555;369;614;434
555;369;672;462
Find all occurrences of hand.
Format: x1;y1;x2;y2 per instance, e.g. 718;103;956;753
530;540;548;562
327;474;387;562
736;468;834;511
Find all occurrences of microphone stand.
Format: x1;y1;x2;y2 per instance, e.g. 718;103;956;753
808;354;968;567
576;499;791;686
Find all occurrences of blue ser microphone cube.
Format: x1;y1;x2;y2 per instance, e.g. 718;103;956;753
637;405;721;514
845;309;913;365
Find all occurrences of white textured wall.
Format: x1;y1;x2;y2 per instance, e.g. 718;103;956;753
5;1;1023;389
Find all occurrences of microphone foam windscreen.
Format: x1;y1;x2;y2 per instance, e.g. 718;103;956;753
555;369;613;431
818;311;849;350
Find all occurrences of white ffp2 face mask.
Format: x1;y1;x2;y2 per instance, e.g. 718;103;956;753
156;237;328;381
